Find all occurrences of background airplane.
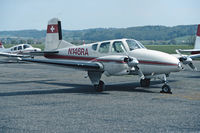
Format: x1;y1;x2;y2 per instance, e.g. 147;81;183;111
179;24;200;54
0;42;41;62
20;18;194;94
173;24;200;70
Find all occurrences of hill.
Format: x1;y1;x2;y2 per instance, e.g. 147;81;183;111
0;25;198;45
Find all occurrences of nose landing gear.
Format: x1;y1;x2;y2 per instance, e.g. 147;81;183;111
160;74;172;94
161;84;172;94
140;74;172;94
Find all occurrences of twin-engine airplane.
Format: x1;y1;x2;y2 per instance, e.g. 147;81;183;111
20;18;189;94
0;42;41;62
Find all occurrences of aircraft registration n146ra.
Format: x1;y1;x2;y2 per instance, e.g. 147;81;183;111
0;43;41;62
21;18;185;94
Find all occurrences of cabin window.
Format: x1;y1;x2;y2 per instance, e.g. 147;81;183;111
11;48;14;51
14;47;17;51
18;46;22;50
99;42;110;53
92;44;98;51
111;41;125;53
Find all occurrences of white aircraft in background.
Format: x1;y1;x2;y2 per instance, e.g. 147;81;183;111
0;42;41;62
179;24;200;54
20;18;197;94
174;24;200;70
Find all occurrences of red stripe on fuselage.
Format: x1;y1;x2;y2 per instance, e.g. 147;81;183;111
44;54;177;66
138;60;177;66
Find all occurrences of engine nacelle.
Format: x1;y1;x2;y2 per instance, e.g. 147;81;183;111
93;55;131;76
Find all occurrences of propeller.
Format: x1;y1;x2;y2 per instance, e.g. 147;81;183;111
176;50;197;71
123;55;145;79
121;45;145;79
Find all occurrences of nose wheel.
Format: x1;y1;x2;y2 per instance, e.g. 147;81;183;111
160;74;172;94
160;84;172;94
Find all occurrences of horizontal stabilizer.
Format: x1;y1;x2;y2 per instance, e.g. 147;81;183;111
179;49;200;52
189;54;200;59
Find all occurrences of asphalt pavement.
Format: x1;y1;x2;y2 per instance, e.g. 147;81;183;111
0;61;200;133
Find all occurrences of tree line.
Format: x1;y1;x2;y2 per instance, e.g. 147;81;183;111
0;25;198;45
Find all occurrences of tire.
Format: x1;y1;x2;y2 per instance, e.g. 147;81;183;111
140;79;150;87
161;84;172;94
95;80;105;92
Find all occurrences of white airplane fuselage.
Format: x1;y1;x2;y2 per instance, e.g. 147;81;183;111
44;39;181;77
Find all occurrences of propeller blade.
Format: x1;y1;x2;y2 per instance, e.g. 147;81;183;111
135;66;145;79
176;49;181;55
188;62;197;71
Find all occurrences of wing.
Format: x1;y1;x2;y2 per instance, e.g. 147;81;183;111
189;54;200;59
178;49;200;52
0;52;31;58
20;58;104;71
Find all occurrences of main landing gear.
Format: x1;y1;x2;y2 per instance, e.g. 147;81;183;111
88;71;105;92
94;80;105;92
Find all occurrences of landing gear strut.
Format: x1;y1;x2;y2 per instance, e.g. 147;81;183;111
94;80;105;92
160;74;172;94
140;78;150;87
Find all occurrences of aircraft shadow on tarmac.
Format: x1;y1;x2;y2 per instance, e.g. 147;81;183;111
0;80;177;97
186;75;200;78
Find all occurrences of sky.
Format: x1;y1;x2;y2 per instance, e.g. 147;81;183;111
1;0;200;31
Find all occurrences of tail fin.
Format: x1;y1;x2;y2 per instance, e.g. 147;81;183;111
0;42;4;49
194;24;200;49
45;18;74;51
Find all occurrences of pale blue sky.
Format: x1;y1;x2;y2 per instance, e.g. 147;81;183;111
1;0;199;31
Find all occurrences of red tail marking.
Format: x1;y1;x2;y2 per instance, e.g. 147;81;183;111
0;42;2;48
47;24;58;33
197;24;200;36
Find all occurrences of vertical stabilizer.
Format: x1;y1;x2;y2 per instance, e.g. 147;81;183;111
194;24;200;49
45;18;62;51
45;18;74;51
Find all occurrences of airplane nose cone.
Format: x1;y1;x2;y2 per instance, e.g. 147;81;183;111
130;49;182;73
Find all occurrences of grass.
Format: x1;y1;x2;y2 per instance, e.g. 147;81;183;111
3;44;194;54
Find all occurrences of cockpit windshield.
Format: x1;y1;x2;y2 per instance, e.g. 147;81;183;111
126;39;146;51
23;44;30;49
